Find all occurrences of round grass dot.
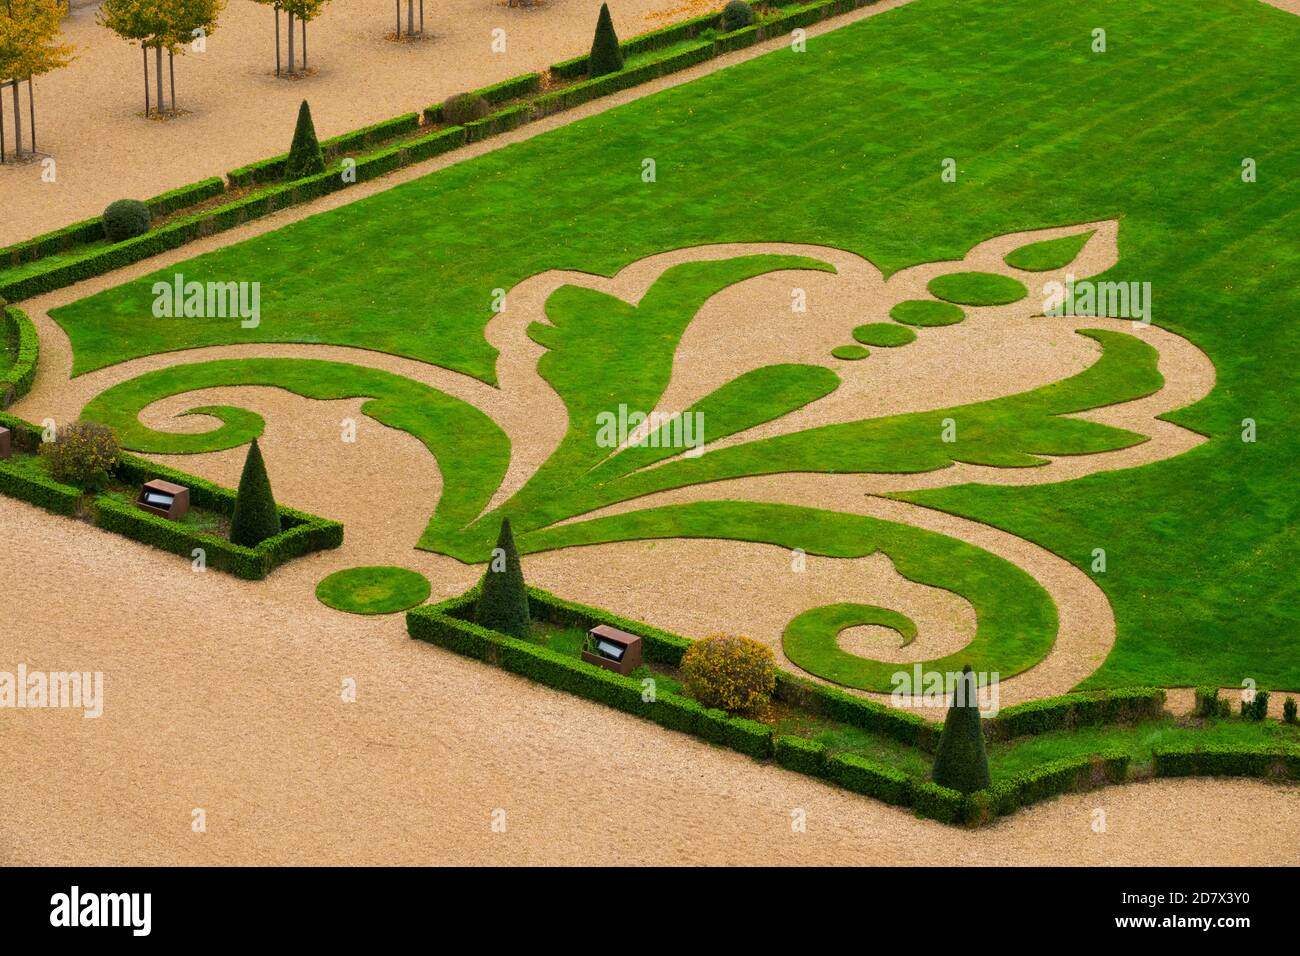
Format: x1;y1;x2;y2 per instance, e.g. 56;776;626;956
927;271;1028;306
852;323;917;347
316;566;432;615
890;299;966;327
831;344;870;360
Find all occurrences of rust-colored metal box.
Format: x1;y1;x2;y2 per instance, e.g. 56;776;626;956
581;624;643;675
136;479;190;520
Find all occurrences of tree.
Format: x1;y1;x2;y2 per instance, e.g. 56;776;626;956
283;99;324;179
588;3;622;79
931;665;992;794
0;0;74;161
255;0;329;76
156;0;225;113
474;518;530;638
394;0;423;39
99;0;167;116
229;438;282;547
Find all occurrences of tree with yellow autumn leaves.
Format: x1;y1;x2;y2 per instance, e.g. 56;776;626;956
0;0;74;161
99;0;224;117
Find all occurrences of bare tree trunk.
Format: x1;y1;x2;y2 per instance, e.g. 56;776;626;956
287;12;295;74
395;0;400;38
11;79;21;158
27;77;34;152
420;0;424;34
275;6;281;76
407;0;413;35
1;82;7;164
302;18;307;69
143;45;150;115
168;51;176;113
155;44;164;114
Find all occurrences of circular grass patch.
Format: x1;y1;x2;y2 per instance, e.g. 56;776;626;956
831;344;870;360
927;271;1028;306
316;566;432;615
851;323;917;347
890;299;966;327
783;603;919;689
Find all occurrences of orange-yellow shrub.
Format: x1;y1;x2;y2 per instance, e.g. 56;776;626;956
680;634;776;717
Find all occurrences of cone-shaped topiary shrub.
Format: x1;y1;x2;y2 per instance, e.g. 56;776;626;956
1284;697;1297;724
932;664;992;794
229;438;282;547
475;517;530;637
102;200;151;242
284;100;326;181
589;3;624;78
720;0;756;32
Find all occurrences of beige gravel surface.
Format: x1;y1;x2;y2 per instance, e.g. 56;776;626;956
2;496;1298;866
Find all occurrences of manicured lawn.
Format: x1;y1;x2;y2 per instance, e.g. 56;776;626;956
50;0;1300;689
316;566;432;614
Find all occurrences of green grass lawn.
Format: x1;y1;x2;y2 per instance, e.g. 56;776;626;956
48;0;1300;690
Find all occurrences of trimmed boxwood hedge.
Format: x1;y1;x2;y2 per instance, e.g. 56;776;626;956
532;43;717;119
825;752;912;805
228;112;421;188
1152;745;1300;780
775;734;828;777
1;306;39;404
774;670;941;751
464;104;532;144
987;688;1167;740
0;412;342;578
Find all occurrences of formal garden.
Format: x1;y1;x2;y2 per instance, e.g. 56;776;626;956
1;0;1297;830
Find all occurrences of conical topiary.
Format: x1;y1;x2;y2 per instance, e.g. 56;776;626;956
229;438;282;547
284;100;326;181
475;518;530;637
931;664;992;794
589;3;623;78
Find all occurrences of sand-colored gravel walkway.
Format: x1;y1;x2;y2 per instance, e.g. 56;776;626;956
2;495;1298;866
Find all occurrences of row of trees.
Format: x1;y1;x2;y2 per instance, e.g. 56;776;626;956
0;0;73;162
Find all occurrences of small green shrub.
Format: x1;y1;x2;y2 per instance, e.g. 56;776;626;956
229;438;282;547
39;420;119;490
931;665;991;794
720;0;756;32
589;3;624;78
474;517;530;637
101;200;151;242
284;100;326;181
680;633;775;716
1241;689;1269;721
1193;686;1228;718
1284;697;1297;724
442;92;490;126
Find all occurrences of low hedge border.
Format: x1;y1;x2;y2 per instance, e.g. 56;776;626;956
1;305;40;405
407;587;1297;825
2;0;886;304
409;585;774;761
227;112;422;188
1152;745;1300;780
986;687;1167;740
0;412;343;578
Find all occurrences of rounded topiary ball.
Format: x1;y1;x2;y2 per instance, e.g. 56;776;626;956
442;92;490;126
102;199;151;242
721;0;756;32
